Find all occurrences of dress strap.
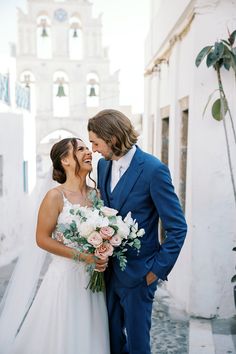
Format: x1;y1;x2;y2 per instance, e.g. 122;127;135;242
56;187;66;202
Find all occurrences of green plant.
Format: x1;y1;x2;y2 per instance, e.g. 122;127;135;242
195;29;236;292
195;29;236;204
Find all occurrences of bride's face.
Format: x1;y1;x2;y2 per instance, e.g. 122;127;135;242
66;140;92;174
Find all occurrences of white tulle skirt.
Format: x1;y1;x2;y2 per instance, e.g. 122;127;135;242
7;255;110;354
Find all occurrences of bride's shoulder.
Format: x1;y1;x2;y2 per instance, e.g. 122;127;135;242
42;187;63;206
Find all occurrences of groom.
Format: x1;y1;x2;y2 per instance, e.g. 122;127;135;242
88;109;187;354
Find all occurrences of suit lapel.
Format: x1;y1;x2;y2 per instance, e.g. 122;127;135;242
100;160;112;206
113;147;144;211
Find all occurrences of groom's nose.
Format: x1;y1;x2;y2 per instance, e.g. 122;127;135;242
91;144;97;153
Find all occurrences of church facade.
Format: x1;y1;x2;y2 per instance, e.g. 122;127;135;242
16;0;120;173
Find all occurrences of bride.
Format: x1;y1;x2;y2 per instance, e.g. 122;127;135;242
0;137;110;354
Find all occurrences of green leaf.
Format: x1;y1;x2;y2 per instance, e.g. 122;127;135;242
231;274;236;283
202;89;219;117
211;98;228;121
206;42;224;67
223;57;231;70
214;42;225;59
229;51;236;73
228;30;236;46
195;46;213;67
206;51;217;67
221;39;231;47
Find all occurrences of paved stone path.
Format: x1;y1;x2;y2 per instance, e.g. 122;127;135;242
1;260;236;354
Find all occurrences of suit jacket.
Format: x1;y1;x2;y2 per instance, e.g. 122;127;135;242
97;146;187;286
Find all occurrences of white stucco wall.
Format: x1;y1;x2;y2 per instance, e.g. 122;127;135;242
145;0;236;318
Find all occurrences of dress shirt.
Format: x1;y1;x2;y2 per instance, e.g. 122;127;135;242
110;145;136;192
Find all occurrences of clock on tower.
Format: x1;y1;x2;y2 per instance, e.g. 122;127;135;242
54;8;68;22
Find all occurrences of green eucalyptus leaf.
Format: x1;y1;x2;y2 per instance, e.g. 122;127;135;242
231;274;236;283
211;98;228;121
229;30;236;46
195;46;213;67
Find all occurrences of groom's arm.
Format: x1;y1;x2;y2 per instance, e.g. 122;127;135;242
149;162;187;281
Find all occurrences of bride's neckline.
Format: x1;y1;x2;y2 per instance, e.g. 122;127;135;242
59;187;92;207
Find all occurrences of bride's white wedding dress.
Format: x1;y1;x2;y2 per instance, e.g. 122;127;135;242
6;194;110;354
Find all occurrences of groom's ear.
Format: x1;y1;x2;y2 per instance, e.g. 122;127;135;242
110;136;117;146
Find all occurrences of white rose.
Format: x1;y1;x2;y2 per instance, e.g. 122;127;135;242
124;212;135;227
116;219;130;239
101;206;119;217
137;228;145;237
77;222;94;238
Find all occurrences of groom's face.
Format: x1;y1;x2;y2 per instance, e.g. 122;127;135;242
89;131;113;160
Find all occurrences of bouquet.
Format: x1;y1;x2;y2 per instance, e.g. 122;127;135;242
56;192;145;292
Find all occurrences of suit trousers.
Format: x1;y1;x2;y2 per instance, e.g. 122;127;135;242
106;272;158;354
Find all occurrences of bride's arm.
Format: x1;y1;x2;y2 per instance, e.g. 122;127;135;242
36;189;107;271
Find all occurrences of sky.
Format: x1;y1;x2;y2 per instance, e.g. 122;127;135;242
0;0;150;113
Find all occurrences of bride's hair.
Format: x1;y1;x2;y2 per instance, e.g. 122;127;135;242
50;138;96;188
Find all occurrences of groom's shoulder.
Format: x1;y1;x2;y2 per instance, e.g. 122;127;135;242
138;147;163;169
97;157;108;169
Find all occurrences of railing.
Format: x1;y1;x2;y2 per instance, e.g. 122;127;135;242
0;73;10;105
15;83;30;111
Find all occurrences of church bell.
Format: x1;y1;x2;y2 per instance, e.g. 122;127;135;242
73;29;78;38
56;84;66;97
89;86;96;97
41;27;48;37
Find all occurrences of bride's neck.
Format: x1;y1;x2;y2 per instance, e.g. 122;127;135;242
62;175;87;193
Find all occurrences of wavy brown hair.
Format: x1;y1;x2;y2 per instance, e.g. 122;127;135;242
87;109;139;156
50;138;96;187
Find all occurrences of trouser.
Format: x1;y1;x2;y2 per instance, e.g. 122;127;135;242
106;273;158;354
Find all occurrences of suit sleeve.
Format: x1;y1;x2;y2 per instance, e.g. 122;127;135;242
149;163;187;280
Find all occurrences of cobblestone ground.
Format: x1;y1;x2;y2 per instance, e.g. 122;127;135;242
151;282;189;354
0;261;189;354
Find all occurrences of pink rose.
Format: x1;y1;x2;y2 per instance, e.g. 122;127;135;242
99;226;115;240
87;232;103;247
109;235;122;247
95;242;114;259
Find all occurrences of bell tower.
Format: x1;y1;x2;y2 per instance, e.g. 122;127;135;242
16;0;120;173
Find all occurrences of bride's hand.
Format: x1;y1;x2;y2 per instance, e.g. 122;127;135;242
81;254;108;272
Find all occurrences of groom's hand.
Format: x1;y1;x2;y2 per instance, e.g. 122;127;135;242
146;271;158;286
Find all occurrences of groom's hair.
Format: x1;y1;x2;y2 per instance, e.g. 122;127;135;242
88;109;139;156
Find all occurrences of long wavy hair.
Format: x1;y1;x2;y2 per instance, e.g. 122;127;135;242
87;109;139;156
50;137;96;187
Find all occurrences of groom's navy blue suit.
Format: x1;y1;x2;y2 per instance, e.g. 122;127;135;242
97;146;187;354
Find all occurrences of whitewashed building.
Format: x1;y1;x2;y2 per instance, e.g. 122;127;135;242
0;57;36;265
144;0;236;318
16;0;138;173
